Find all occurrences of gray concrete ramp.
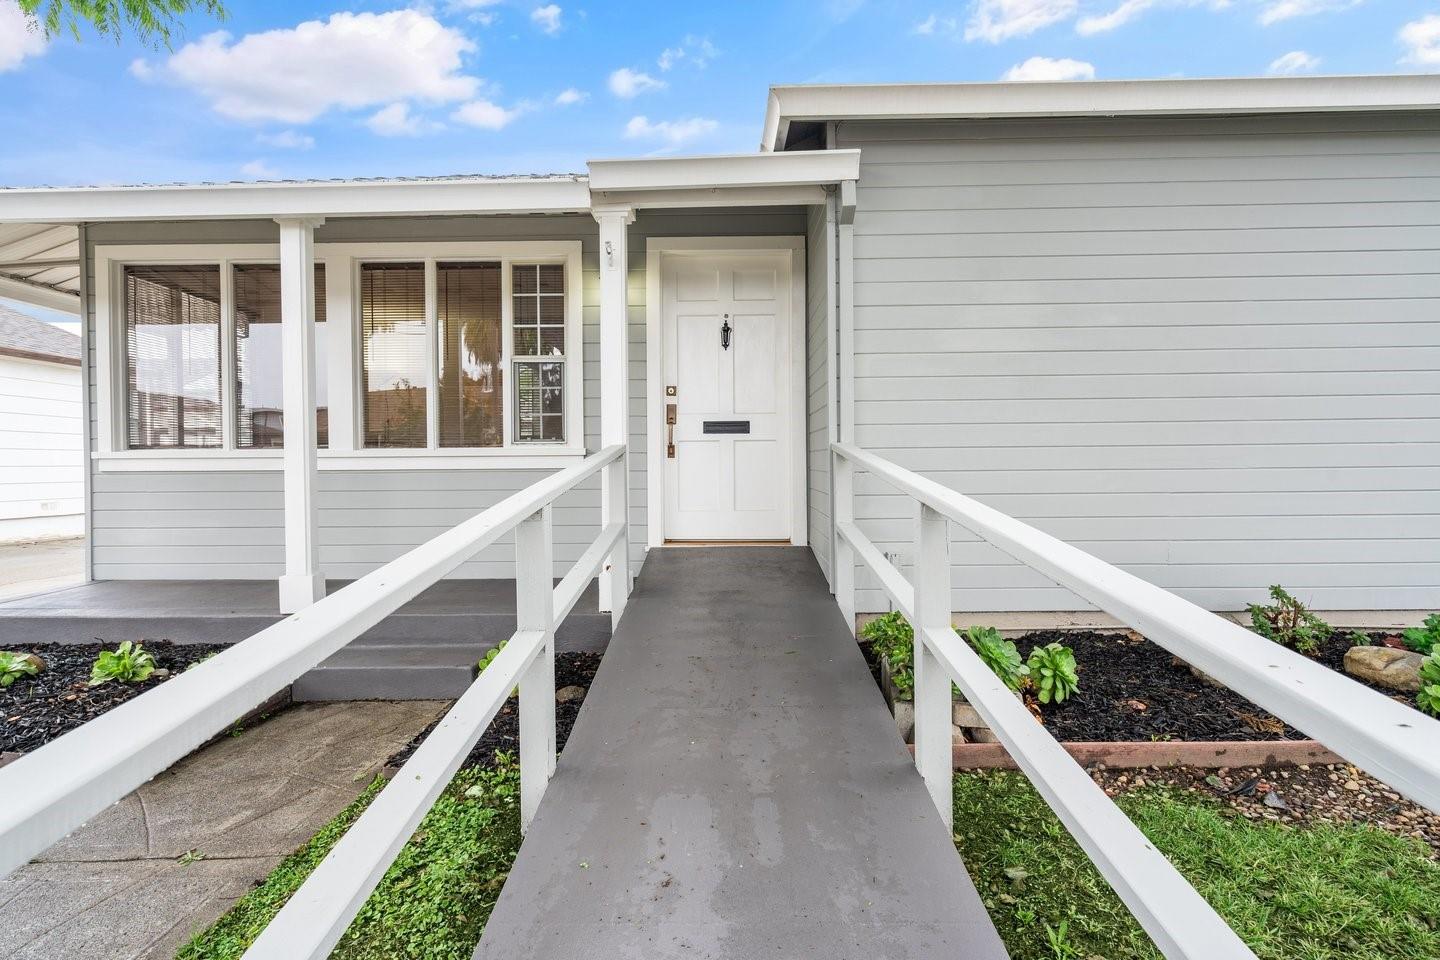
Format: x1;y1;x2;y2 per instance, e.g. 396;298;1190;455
474;547;1008;960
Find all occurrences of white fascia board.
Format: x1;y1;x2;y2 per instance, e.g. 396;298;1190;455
586;150;860;193
766;74;1440;149
0;274;80;312
0;177;592;224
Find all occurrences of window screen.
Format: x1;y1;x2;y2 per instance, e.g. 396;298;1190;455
512;263;565;443
437;262;502;447
361;262;428;448
124;265;222;449
233;263;328;449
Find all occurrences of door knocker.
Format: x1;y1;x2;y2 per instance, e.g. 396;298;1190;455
721;314;732;351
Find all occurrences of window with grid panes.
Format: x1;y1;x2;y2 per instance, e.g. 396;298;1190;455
511;263;566;443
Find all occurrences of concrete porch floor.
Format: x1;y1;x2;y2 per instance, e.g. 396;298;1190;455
0;579;610;700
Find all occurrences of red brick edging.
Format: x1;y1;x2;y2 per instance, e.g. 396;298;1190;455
940;739;1342;771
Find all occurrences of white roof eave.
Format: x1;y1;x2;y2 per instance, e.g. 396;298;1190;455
764;74;1440;149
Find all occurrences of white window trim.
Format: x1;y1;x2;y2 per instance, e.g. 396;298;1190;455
93;241;585;472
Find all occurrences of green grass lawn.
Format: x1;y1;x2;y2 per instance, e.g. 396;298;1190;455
178;756;521;960
954;771;1440;960
179;761;1439;960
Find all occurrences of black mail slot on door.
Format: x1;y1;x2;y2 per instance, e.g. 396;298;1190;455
702;420;751;434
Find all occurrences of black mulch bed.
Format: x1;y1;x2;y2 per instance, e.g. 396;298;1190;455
1;641;229;754
865;629;1417;743
385;651;603;771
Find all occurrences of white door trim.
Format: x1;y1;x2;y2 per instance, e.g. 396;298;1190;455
645;236;807;549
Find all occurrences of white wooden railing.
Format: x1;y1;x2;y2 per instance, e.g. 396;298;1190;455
0;444;629;958
832;441;1440;960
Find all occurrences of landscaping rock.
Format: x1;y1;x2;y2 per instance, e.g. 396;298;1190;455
952;702;985;728
1343;646;1423;693
892;700;914;742
968;727;1000;744
556;685;587;703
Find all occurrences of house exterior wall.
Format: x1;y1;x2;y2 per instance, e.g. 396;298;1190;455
84;208;806;581
805;201;833;583
0;353;83;543
836;111;1440;612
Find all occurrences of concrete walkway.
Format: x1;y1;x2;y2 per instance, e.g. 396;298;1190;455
0;700;445;960
474;547;1008;960
0;538;83;602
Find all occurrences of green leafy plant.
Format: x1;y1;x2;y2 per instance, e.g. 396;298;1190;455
1247;585;1331;656
963;626;1030;693
1417;655;1440;718
1400;613;1440;657
0;651;42;688
861;611;915;700
1026;643;1080;705
88;641;156;687
476;640;518;696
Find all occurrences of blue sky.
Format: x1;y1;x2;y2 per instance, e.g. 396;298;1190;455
0;0;1436;189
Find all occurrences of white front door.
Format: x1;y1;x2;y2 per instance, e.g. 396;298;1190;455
661;252;793;541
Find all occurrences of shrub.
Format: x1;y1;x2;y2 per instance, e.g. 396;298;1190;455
1247;585;1330;656
962;626;1029;694
1026;643;1080;705
1417;656;1440;718
861;611;915;700
88;641;156;687
0;651;41;688
1400;613;1440;656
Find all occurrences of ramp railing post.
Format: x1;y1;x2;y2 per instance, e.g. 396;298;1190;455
912;502;953;828
833;450;856;634
516;505;556;833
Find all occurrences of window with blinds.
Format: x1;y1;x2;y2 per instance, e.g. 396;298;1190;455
512;263;565;443
437;262;503;447
361;262;428;448
232;263;328;449
124;265;223;449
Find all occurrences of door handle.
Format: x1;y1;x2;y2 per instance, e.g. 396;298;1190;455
666;402;677;458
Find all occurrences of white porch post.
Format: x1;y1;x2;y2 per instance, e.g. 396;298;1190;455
276;217;326;613
594;207;634;624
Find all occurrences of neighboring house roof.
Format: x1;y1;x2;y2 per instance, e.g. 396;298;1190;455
0;303;80;366
762;73;1440;150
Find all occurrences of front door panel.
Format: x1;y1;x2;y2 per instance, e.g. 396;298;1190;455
663;253;791;541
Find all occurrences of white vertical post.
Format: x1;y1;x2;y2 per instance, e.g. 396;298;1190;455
276;217;326;614
594;207;634;624
833;450;855;635
516;505;556;833
913;502;953;828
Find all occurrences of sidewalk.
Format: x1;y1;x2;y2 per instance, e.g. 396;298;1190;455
0;700;445;959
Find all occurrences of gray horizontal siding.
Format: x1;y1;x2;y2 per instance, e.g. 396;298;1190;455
86;208;806;581
837;112;1440;613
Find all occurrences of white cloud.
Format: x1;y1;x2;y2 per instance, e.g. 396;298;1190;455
554;87;588;105
365;102;429;136
1002;56;1095;81
1258;0;1360;26
240;159;279;180
913;13;960;35
1268;49;1320;74
128;57;154;79
158;11;478;124
448;0;502;20
966;0;1077;42
531;4;562;34
1400;13;1440;66
609;67;666;98
452;98;521;130
1076;0;1156;34
624;115;718;145
257;130;316;149
658;35;719;70
0;2;47;73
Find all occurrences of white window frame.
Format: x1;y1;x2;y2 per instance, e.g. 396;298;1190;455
92;241;585;472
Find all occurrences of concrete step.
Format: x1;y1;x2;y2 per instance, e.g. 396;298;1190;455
294;643;484;701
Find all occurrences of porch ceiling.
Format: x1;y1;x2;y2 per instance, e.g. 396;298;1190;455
0;222;80;312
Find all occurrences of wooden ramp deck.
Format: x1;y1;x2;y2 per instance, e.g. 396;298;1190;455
473;546;1008;959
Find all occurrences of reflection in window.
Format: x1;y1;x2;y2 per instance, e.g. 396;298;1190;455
438;262;502;447
233;263;328;449
361;262;428;448
512;264;565;443
124;265;222;449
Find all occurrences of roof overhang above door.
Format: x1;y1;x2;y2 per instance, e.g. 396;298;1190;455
587;150;860;209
